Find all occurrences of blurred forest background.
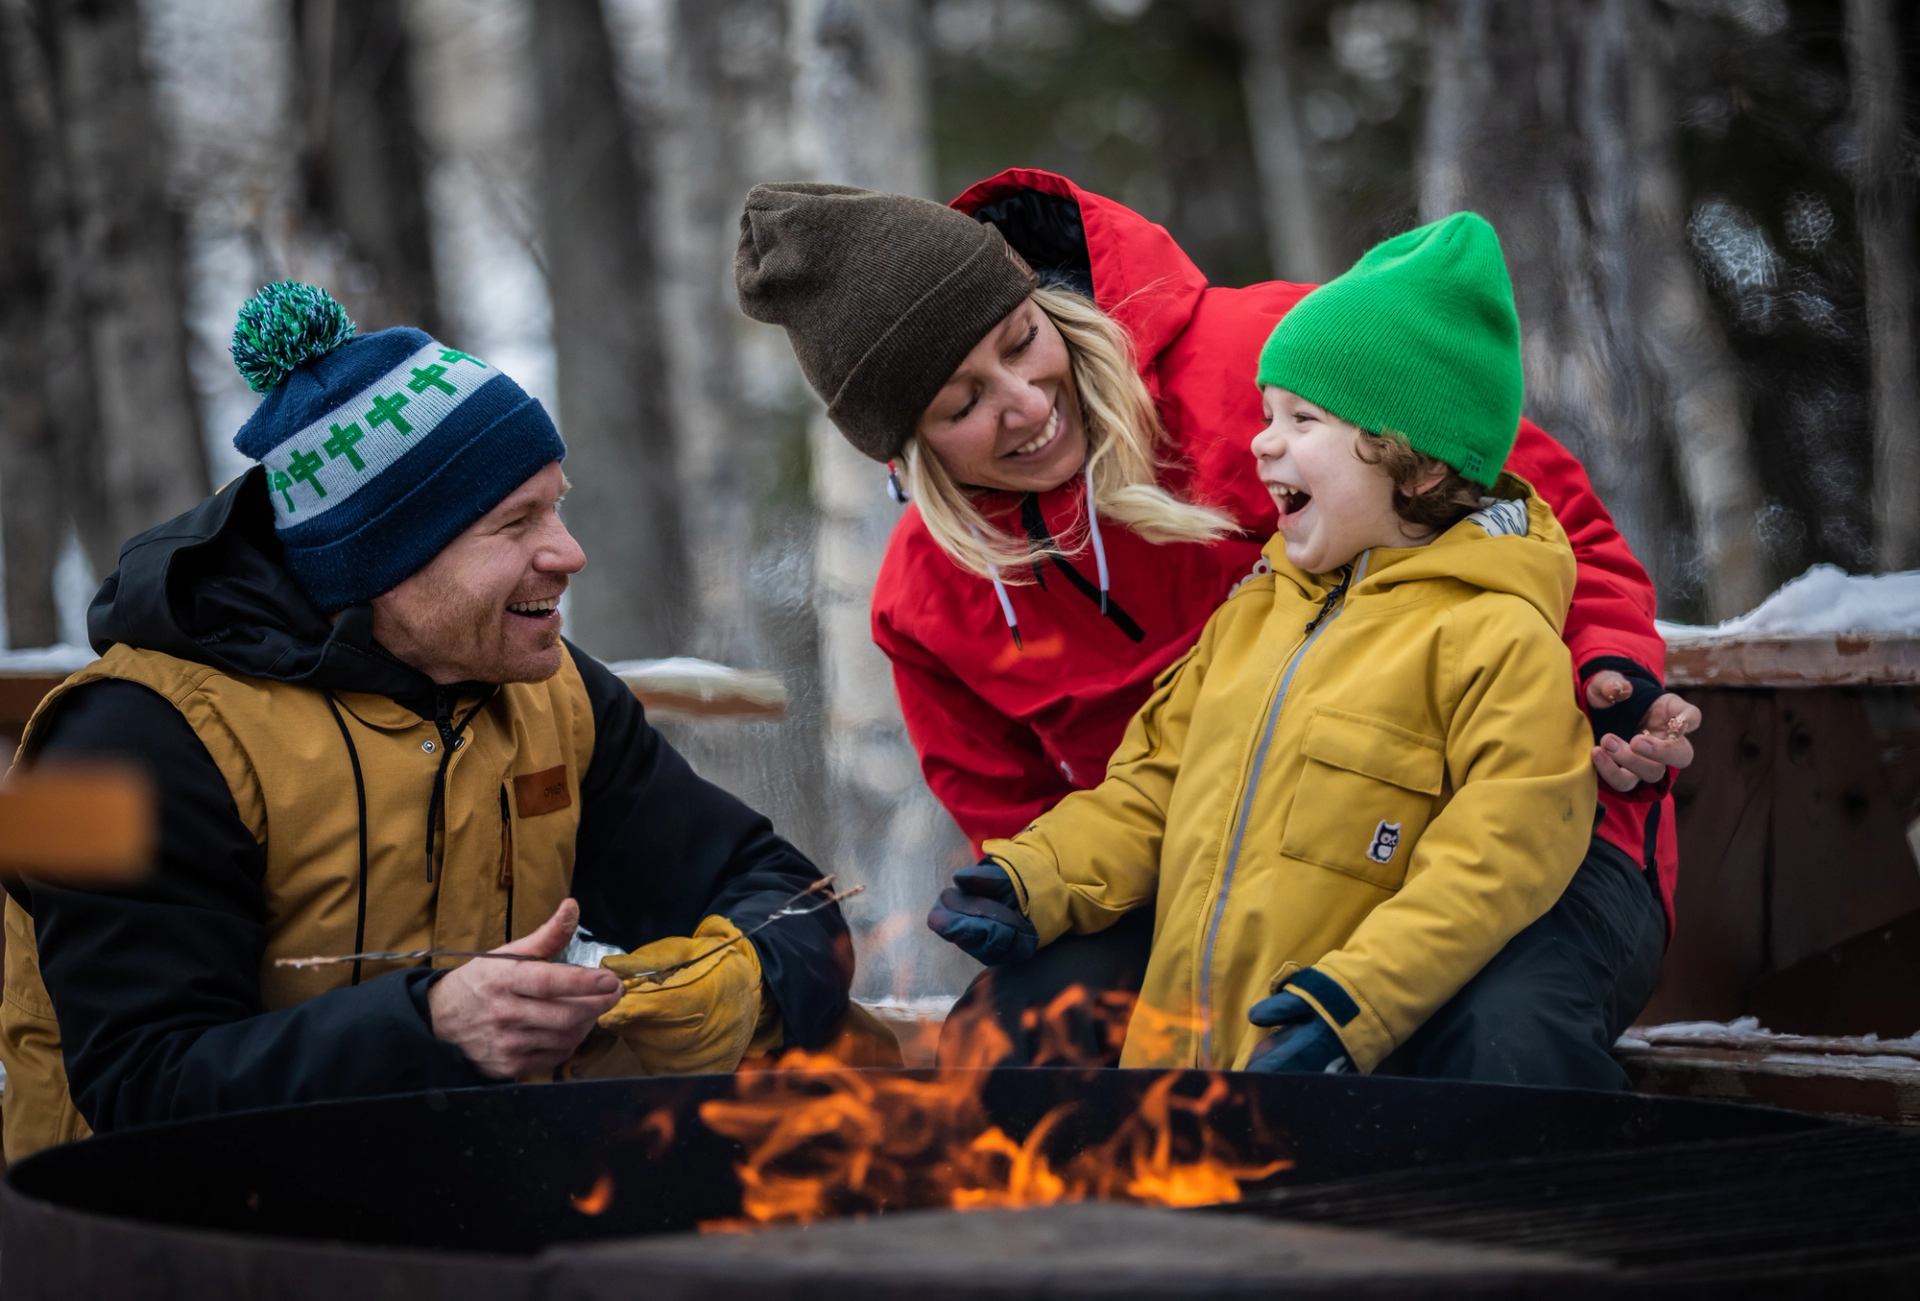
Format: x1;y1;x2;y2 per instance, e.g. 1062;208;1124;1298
0;0;1914;996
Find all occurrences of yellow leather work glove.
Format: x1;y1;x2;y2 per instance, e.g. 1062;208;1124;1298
595;915;779;1074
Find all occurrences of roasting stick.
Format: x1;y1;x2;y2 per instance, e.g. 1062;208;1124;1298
274;877;863;988
616;881;863;990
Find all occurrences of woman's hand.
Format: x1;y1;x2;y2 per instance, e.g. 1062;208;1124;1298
1585;672;1703;793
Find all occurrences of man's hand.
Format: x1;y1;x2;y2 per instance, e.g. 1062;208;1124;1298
427;898;621;1079
1585;671;1703;794
927;859;1039;966
596;915;767;1075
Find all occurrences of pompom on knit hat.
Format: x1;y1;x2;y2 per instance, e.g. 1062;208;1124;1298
1256;212;1522;488
229;282;566;613
734;181;1037;462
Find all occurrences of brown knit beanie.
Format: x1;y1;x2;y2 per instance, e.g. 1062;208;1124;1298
735;181;1038;462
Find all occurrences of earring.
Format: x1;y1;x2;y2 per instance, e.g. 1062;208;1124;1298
886;461;910;504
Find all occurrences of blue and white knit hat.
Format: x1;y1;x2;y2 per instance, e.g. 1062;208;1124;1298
230;282;566;613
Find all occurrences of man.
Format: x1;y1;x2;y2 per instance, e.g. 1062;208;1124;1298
0;283;851;1162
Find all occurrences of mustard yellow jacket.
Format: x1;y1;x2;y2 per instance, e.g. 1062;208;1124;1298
1;470;851;1162
985;476;1597;1072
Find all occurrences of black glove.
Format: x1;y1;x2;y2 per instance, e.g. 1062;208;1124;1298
1246;990;1354;1074
926;859;1038;966
1581;655;1665;745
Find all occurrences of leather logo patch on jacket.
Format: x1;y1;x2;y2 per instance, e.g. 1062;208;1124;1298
514;765;572;817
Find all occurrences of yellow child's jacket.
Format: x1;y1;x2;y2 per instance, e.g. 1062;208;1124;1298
984;475;1597;1072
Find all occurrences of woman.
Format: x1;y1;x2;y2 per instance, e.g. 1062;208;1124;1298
735;170;1698;1086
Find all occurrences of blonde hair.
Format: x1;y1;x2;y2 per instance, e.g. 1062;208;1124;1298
900;286;1237;582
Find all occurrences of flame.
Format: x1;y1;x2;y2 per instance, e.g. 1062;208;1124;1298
570;1171;615;1216
697;1049;1290;1230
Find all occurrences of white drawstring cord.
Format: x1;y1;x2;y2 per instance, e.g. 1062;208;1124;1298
969;524;1022;649
1084;468;1110;614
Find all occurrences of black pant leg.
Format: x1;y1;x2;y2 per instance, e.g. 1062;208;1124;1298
936;908;1155;1068
1379;837;1666;1089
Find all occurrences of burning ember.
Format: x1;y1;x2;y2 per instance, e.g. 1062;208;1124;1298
569;1172;615;1216
692;1052;1290;1230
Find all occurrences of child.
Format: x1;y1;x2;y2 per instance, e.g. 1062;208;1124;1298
927;213;1598;1074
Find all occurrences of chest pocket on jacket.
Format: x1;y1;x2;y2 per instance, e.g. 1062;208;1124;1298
1281;709;1444;891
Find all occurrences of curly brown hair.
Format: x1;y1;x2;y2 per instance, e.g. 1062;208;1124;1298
1353;430;1490;533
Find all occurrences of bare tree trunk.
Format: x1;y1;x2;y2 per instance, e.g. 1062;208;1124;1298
1420;0;1702;612
1230;0;1332;282
666;0;791;662
0;1;60;646
1848;0;1919;571
791;0;974;1000
1418;0;1489;219
38;0;208;555
527;0;689;659
289;0;441;333
657;0;831;863
1632;0;1768;617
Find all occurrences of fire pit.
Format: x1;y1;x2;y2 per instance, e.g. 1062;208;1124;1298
3;1067;1910;1297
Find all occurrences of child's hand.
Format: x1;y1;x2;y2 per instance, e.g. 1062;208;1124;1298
926;859;1038;966
1246;990;1353;1074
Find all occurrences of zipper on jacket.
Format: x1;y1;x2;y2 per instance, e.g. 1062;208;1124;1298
1196;554;1367;1064
1303;564;1354;635
424;692;456;883
499;785;515;943
423;688;495;883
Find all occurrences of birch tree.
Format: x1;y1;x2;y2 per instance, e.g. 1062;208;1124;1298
790;0;974;998
656;0;831;861
1847;0;1919;571
528;0;690;658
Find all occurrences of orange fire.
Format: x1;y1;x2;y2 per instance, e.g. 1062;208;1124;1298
697;1054;1290;1230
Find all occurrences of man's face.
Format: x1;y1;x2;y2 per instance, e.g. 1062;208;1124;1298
369;462;586;685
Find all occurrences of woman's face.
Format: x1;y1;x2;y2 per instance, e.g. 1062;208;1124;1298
914;299;1086;493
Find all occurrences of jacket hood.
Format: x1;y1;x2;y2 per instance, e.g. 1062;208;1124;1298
1261;472;1577;633
87;467;437;705
952;167;1208;375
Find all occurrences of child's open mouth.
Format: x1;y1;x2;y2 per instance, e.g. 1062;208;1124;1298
1270;484;1312;519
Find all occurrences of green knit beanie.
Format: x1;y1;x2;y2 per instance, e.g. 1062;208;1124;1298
1255;212;1522;487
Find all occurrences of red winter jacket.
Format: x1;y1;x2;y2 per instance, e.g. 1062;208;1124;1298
870;168;1677;923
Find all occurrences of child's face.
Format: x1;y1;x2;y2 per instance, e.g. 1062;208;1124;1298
1251;386;1425;574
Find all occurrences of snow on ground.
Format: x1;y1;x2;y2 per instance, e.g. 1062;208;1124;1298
1619;1016;1920;1071
1659;565;1920;640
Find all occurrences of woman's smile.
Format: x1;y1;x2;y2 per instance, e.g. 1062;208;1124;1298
1004;402;1062;459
